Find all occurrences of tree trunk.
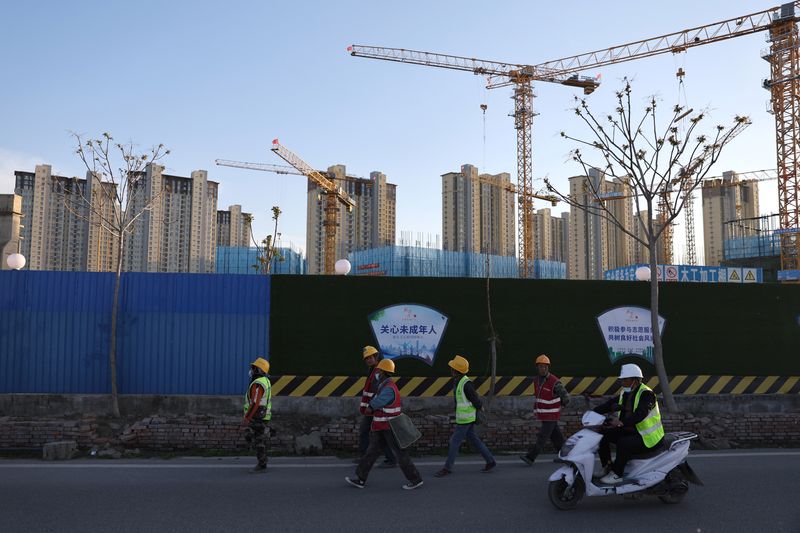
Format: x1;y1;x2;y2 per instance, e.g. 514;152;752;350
649;239;678;412
109;232;124;418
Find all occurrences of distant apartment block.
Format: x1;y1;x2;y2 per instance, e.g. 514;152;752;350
568;168;635;280
14;165;118;272
306;165;396;275
126;164;218;273
532;208;569;263
442;164;516;257
702;171;759;267
217;205;252;248
0;194;24;269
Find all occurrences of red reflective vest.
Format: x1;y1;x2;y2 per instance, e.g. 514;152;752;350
533;373;562;421
360;367;379;415
371;379;402;431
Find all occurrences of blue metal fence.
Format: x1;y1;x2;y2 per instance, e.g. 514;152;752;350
0;271;270;395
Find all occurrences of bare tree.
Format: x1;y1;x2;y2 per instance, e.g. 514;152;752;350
544;81;750;412
246;206;283;275
60;132;169;417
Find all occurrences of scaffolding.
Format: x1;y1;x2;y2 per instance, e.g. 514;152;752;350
723;214;782;261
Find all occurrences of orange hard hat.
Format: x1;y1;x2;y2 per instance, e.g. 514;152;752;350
535;354;551;366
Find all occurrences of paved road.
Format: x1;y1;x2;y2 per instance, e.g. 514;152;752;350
1;450;798;533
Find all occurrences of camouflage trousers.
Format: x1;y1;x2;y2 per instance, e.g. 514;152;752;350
245;418;271;467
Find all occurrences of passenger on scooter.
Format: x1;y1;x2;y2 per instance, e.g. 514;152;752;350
592;364;665;485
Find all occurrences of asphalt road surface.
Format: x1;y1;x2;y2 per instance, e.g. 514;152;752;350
1;450;798;533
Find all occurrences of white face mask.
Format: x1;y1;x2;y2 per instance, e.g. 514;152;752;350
622;386;632;393
249;370;254;379
374;371;382;382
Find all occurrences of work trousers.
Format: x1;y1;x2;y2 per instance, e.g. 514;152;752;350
598;427;650;476
247;418;270;467
444;422;495;470
525;420;564;460
356;429;421;483
358;415;395;463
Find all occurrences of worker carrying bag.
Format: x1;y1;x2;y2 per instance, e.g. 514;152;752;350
388;413;422;449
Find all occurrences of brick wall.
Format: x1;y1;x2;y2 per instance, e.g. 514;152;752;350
2;409;798;455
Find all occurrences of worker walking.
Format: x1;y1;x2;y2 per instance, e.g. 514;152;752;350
434;355;496;477
357;345;396;467
520;354;570;466
242;357;272;473
346;359;424;490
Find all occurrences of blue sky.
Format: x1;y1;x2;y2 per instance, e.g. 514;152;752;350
0;1;782;260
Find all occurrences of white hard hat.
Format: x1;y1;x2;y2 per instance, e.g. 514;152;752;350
618;363;643;379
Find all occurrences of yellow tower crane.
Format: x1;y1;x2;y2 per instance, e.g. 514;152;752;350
216;141;356;275
351;2;800;281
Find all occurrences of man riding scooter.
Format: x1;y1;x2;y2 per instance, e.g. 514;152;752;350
592;364;665;485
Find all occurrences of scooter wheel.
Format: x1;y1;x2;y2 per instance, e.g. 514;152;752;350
548;476;585;510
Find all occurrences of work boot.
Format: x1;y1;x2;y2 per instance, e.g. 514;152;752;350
433;468;451;478
481;461;497;473
251;464;267;473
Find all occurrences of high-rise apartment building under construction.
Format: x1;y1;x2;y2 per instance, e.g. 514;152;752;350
305;165;396;275
702;170;759;267
441;164;515;257
568;168;634;280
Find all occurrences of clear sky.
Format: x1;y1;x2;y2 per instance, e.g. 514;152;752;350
0;0;783;261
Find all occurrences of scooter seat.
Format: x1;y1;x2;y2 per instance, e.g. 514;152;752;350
628;438;667;460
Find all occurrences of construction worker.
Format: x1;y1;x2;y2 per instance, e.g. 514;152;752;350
434;355;496;477
242;357;272;473
520;354;570;466
357;345;396;467
345;359;424;490
593;363;665;485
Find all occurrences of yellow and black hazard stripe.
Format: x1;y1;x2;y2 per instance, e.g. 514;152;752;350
269;375;800;397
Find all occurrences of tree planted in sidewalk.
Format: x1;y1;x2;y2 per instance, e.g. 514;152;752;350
544;81;750;412
59;132;169;417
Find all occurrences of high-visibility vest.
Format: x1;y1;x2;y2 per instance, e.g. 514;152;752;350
618;383;664;448
533;373;562;421
371;379;401;431
454;375;477;424
243;376;272;421
360;367;379;415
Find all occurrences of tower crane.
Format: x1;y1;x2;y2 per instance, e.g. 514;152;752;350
351;2;800;281
216;141;356;275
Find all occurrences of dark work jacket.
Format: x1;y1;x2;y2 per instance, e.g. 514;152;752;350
593;384;656;431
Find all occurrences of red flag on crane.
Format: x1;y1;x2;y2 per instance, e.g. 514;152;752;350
272;138;279;145
346;45;353;52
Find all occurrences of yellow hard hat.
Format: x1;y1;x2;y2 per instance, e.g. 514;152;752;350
535;354;551;366
448;355;469;374
376;358;396;373
251;357;270;374
363;345;379;359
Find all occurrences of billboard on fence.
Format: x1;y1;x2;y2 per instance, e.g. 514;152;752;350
596;306;666;365
368;304;448;366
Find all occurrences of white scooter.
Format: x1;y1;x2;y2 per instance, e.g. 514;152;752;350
548;411;703;510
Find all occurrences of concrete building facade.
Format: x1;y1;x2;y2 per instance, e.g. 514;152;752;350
0;194;24;270
217;205;252;248
702;171;760;267
306;165;397;275
126;164;218;273
442;164;516;257
532;208;569;263
14;165;117;272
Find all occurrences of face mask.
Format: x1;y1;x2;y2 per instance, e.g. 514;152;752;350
622;386;632;393
249;370;254;379
374;371;382;381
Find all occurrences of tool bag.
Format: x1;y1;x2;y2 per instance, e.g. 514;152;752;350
388;414;422;449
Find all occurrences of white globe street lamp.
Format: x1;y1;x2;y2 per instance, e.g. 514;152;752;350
635;266;651;281
6;253;26;270
334;259;351;275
